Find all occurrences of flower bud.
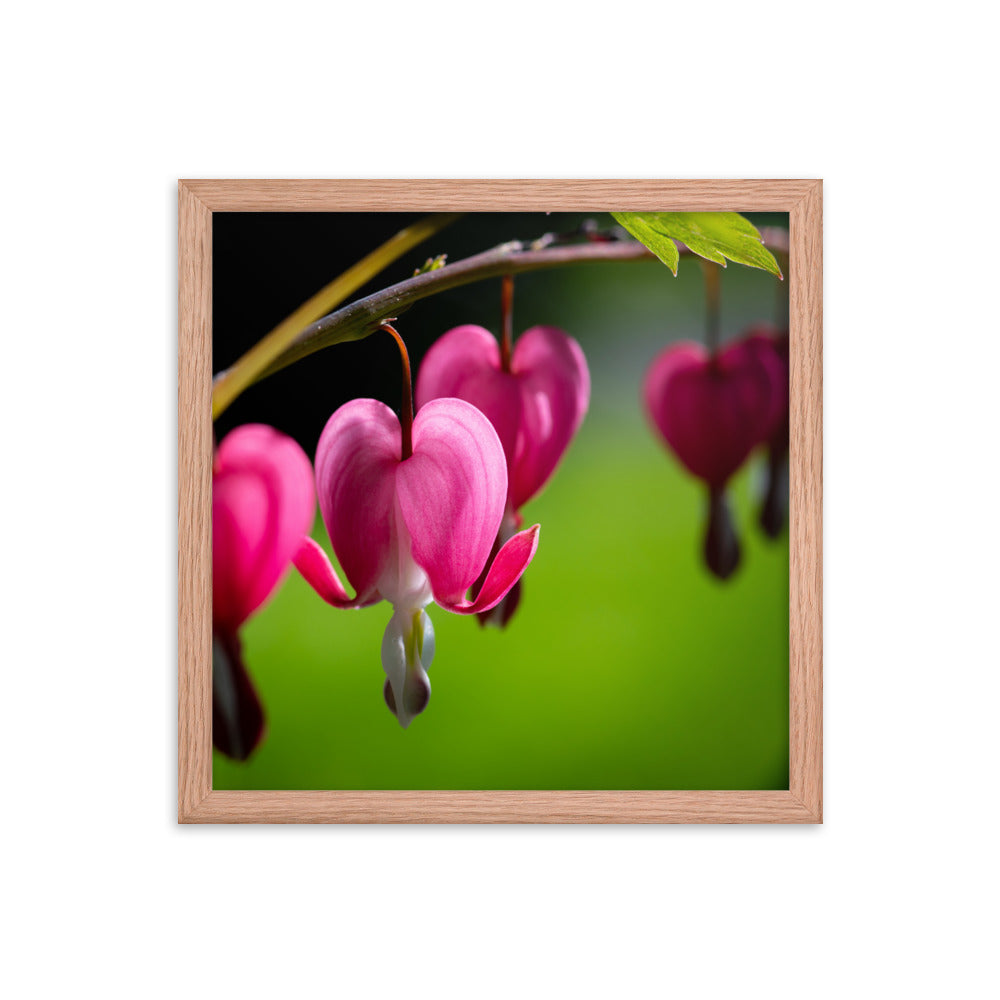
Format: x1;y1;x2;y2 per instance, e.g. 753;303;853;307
704;487;740;580
380;608;436;729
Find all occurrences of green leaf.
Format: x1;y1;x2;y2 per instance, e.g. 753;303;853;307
412;253;448;276
611;212;680;274
611;211;783;278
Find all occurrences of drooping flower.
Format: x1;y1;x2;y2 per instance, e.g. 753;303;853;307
415;309;588;624
644;338;783;579
212;424;315;759
294;396;539;728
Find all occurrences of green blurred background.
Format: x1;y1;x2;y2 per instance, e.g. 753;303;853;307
213;212;789;790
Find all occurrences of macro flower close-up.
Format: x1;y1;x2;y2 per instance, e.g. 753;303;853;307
206;210;795;793
294;393;539;728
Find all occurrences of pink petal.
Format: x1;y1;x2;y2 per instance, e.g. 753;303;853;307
509;326;590;509
292;536;381;608
437;525;540;615
415;323;589;511
415;325;501;403
313;399;400;604
212;424;315;632
395;397;508;607
213;470;272;631
415;325;523;469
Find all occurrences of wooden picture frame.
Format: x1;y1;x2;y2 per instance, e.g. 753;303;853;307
179;179;822;823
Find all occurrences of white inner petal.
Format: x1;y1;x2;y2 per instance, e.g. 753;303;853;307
376;492;433;610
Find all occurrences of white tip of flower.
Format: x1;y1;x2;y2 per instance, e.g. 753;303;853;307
380;607;435;729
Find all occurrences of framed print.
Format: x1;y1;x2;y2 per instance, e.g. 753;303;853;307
178;179;822;823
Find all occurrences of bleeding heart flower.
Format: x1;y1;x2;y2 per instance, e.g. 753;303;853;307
644;339;783;579
415;319;588;624
212;424;316;759
644;339;781;488
294;396;539;729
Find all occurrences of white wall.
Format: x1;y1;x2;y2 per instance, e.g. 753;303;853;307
3;4;995;997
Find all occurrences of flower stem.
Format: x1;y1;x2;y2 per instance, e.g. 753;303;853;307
222;227;790;390
500;274;514;373
380;323;413;460
702;260;721;356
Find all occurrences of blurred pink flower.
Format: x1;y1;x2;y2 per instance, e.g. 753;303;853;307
212;424;315;759
644;339;783;579
415;323;588;624
295;397;539;728
644;339;781;489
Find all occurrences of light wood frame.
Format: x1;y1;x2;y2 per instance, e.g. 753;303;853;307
179;180;822;823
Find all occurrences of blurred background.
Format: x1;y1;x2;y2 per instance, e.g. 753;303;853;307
213;211;790;790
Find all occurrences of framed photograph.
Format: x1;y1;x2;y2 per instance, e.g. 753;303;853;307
179;180;822;823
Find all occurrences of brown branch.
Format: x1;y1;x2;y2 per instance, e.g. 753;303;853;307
215;227;790;389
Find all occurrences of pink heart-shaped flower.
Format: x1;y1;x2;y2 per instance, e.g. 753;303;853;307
294;396;539;728
416;324;590;512
212;423;315;758
644;339;783;488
